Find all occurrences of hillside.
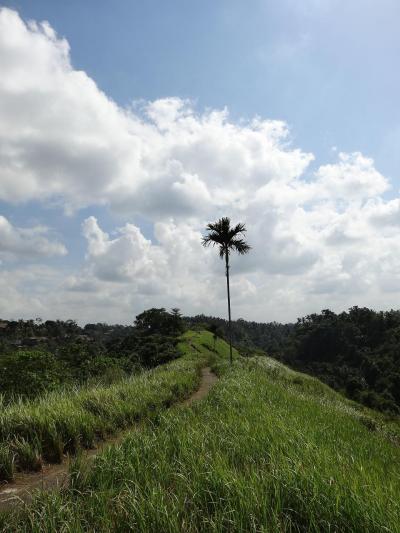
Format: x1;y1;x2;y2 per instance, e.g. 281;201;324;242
3;308;399;416
188;308;400;415
1;331;399;532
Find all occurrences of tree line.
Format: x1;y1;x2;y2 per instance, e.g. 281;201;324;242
191;307;400;415
2;306;400;414
285;307;400;414
0;308;185;401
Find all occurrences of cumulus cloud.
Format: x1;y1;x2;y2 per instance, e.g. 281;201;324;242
0;215;66;261
0;8;313;219
81;216;167;283
2;7;400;323
79;216;215;299
313;152;389;201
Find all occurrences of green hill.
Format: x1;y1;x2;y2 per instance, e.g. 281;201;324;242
1;331;399;532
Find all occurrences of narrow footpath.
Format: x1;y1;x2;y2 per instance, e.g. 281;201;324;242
0;367;217;511
183;367;218;405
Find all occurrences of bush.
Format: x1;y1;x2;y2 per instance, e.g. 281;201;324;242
0;350;69;400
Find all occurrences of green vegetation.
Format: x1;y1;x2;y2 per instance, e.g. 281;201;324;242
0;333;207;483
0;308;185;401
285;307;400;414
4;306;400;415
0;350;68;399
186;314;293;355
2;331;399;532
189;307;400;415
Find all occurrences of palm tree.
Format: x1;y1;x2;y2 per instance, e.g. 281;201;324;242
202;217;251;364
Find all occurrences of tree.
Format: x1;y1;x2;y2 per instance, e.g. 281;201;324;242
0;350;69;399
202;217;251;364
171;308;185;334
134;308;183;336
135;308;170;335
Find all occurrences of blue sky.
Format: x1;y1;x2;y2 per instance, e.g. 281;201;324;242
1;1;400;323
5;0;400;178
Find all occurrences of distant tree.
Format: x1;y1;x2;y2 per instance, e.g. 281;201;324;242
0;350;68;399
124;308;186;368
202;217;251;364
171;308;185;334
284;308;400;414
5;321;18;339
135;308;183;336
135;308;168;335
65;319;79;336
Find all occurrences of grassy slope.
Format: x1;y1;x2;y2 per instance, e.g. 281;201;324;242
0;337;208;483
2;331;400;532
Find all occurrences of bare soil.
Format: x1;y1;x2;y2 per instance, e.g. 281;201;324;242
183;366;218;405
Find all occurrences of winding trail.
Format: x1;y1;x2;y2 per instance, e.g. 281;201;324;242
183;367;218;406
0;367;217;511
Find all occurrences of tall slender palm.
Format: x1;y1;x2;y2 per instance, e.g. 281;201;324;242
202;217;251;364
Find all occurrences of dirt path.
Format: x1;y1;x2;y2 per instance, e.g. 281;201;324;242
183;367;218;405
0;367;217;511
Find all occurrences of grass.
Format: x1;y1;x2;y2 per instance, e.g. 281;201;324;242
1;331;399;532
0;335;208;483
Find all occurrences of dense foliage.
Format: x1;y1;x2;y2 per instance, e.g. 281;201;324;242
0;308;185;401
0;351;67;399
190;308;400;414
186;314;293;356
285;307;400;414
2;305;400;414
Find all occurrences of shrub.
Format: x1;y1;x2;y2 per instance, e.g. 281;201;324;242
0;350;69;400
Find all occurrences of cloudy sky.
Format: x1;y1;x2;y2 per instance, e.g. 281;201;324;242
1;1;400;324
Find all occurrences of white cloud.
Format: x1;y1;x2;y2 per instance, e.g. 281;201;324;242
2;7;400;323
365;198;400;229
0;8;313;218
313;152;389;201
0;215;66;261
81;216;167;283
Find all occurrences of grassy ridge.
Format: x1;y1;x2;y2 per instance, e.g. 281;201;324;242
2;332;399;532
0;337;207;483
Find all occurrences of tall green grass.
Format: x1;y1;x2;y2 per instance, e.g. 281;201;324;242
0;336;207;482
2;332;399;532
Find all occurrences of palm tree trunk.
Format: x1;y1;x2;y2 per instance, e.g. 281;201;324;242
225;252;233;365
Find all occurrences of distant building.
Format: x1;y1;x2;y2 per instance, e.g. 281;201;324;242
9;339;22;347
76;334;93;342
21;337;48;347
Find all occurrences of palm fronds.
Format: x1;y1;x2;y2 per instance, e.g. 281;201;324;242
201;217;251;258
